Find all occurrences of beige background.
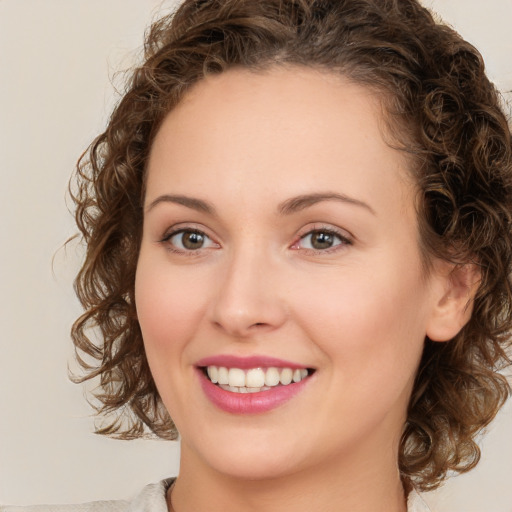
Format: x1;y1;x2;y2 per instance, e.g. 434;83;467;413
0;0;511;510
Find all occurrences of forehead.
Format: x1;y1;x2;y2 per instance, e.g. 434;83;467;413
146;66;414;216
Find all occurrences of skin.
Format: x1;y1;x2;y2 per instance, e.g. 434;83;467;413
135;67;473;512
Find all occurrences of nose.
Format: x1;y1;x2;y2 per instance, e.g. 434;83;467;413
209;246;287;338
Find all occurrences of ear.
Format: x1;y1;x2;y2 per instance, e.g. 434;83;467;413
426;261;481;342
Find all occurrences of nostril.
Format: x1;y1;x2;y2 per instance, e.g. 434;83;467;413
251;322;268;329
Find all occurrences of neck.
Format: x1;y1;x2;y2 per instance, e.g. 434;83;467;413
168;442;407;512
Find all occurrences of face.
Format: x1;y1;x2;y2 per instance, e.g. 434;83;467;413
135;67;447;481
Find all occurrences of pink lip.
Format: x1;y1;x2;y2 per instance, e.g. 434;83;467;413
196;354;308;370
197;369;311;414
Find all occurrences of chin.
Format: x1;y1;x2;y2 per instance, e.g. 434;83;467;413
181;426;311;481
212;453;302;481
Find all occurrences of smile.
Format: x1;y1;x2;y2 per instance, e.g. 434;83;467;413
205;366;310;393
196;357;315;414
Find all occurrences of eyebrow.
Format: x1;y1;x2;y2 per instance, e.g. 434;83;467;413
145;191;375;216
145;194;216;215
278;192;376;216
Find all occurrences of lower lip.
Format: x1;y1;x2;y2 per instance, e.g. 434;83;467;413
198;370;311;414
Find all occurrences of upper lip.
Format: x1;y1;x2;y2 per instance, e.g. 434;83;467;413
195;355;311;370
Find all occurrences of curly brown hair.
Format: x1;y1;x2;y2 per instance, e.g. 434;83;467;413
71;0;512;491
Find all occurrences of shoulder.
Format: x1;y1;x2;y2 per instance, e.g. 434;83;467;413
0;502;127;512
407;488;432;512
4;480;428;512
1;479;174;512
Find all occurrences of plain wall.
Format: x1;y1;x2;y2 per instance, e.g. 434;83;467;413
0;0;511;509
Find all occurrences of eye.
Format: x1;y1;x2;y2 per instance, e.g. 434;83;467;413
294;228;351;251
163;229;217;251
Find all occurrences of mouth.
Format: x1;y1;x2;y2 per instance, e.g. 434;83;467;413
200;365;314;394
196;355;316;413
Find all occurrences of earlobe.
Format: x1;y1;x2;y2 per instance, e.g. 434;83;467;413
426;261;481;342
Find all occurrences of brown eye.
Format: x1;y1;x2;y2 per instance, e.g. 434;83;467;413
310;231;336;249
297;229;350;251
181;231;205;249
167;229;216;251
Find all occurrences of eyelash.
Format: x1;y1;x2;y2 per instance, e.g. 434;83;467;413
292;226;352;254
160;227;218;256
159;226;352;255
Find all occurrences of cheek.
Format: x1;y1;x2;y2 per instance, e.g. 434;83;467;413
134;255;208;362
291;259;430;384
134;255;215;423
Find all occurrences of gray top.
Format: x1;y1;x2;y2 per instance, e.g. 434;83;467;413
0;480;172;512
1;478;431;512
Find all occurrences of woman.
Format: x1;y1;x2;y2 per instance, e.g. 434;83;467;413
5;0;512;510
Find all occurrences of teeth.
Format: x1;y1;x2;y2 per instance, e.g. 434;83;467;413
205;365;310;392
228;368;246;387
218;367;229;385
207;366;218;384
219;384;272;393
280;368;293;385
264;367;280;387
246;368;265;388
